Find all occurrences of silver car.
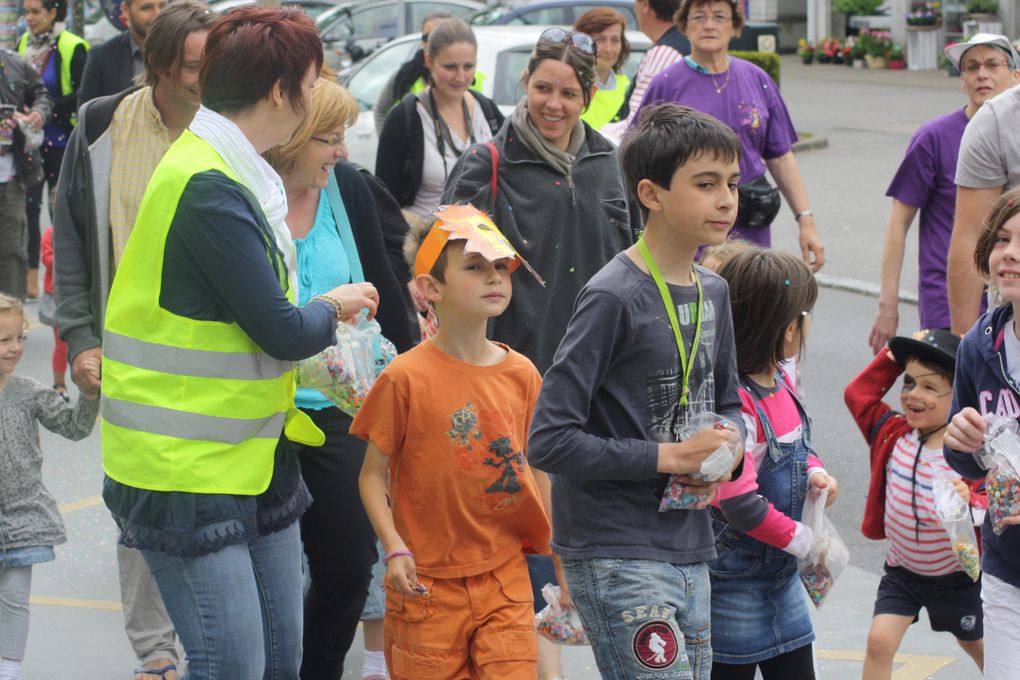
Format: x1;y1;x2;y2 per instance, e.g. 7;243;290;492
340;24;651;170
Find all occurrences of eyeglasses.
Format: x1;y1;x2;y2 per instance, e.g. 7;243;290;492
963;58;1010;73
538;27;598;57
311;135;345;147
688;12;733;25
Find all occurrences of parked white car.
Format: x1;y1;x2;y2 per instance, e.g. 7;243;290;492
339;24;650;170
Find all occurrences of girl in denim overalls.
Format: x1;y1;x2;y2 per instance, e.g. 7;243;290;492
710;250;839;680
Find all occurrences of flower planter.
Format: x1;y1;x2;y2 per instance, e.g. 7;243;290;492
906;26;940;70
888;59;906;69
846;56;855;66
817;54;831;63
832;54;844;64
853;58;866;68
864;55;887;69
801;54;815;64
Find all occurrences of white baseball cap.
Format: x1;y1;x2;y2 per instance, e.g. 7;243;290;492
944;33;1019;70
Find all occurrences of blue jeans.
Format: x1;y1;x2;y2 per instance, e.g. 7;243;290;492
562;558;712;680
141;522;304;680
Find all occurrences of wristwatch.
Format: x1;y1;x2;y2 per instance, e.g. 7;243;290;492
794;210;814;222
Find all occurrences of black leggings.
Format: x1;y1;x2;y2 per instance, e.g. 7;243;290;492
26;142;65;269
295;407;378;680
712;644;815;680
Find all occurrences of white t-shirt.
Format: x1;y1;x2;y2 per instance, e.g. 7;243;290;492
955;84;1020;192
409;96;494;220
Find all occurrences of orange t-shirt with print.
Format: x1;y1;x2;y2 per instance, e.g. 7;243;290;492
350;340;552;579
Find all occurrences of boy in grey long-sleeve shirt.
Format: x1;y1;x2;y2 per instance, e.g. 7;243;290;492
528;105;745;680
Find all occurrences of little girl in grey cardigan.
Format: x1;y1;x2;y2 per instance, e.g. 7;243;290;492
0;294;99;680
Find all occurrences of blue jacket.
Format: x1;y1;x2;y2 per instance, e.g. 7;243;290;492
945;302;1020;588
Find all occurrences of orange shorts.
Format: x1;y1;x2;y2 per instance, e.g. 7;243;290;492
383;552;538;680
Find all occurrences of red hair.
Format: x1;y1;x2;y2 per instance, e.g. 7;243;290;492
200;6;323;114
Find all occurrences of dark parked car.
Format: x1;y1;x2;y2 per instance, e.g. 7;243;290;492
317;0;486;68
469;0;638;28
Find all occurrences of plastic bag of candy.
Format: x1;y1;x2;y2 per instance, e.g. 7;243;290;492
658;412;740;512
975;415;1020;535
932;469;981;581
798;487;849;607
534;584;589;646
295;314;396;416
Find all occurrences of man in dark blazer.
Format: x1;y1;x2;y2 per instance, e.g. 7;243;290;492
78;0;166;106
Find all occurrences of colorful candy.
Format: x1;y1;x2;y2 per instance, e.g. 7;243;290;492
295;317;396;416
535;605;589;645
658;477;709;511
953;541;981;582
986;471;1020;535
800;562;834;607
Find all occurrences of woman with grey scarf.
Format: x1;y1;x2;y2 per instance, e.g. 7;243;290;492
18;0;87;300
441;26;641;680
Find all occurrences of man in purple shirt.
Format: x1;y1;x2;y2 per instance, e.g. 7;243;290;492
868;33;1019;354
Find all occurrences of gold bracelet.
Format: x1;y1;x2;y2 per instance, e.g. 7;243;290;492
313;294;345;322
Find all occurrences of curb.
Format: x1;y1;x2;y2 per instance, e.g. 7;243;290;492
816;272;918;305
793;135;829;153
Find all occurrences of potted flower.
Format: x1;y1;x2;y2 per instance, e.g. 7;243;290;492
861;28;892;68
816;36;832;63
823;37;843;63
851;41;866;67
888;45;906;69
798;38;816;64
841;45;854;66
906;1;940;27
966;0;998;19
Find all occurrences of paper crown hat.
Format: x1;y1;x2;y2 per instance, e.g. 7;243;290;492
413;204;545;285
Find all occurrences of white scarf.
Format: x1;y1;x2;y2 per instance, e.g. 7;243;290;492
189;106;298;294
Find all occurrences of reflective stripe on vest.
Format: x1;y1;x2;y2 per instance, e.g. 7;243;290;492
581;73;630;130
104;330;292;381
101;131;320;496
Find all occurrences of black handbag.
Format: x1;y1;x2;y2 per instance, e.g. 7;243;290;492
737;176;782;228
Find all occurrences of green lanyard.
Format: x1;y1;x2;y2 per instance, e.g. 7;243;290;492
637;235;703;407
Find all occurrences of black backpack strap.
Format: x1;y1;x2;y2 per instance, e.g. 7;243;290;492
83;85;142;145
401;92;419;147
476;93;503;136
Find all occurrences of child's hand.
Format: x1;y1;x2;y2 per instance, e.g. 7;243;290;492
945;407;987;454
386;554;426;598
952;478;972;505
659;425;739;475
809;472;839;508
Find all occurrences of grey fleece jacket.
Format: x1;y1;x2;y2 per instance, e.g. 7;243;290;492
442;119;643;374
52;89;134;362
0;376;99;551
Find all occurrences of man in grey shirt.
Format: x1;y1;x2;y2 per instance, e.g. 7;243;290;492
945;36;1020;334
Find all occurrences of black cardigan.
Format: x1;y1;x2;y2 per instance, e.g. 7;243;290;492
375;90;504;207
334;160;417;353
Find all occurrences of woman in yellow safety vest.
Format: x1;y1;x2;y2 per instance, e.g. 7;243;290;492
99;8;379;679
575;7;631;131
19;0;87;299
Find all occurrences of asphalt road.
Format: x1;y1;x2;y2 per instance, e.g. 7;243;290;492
14;56;981;679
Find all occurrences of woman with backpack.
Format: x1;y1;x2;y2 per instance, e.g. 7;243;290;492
376;17;503;220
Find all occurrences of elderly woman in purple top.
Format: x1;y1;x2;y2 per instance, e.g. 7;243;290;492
634;0;825;271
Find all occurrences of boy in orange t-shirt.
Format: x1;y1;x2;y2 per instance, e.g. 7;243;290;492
352;205;554;680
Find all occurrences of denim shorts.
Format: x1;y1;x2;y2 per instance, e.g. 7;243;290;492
0;545;55;568
562;558;711;680
361;540;387;621
874;563;983;641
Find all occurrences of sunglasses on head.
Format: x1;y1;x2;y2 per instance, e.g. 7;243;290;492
538;27;598;57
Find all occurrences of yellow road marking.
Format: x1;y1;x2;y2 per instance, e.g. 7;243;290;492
58;495;104;514
818;649;957;678
29;595;122;612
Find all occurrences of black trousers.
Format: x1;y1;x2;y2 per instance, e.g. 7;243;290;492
26;142;64;270
712;644;815;680
296;407;378;680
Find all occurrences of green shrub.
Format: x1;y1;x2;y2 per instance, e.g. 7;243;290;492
731;50;781;86
833;0;884;15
